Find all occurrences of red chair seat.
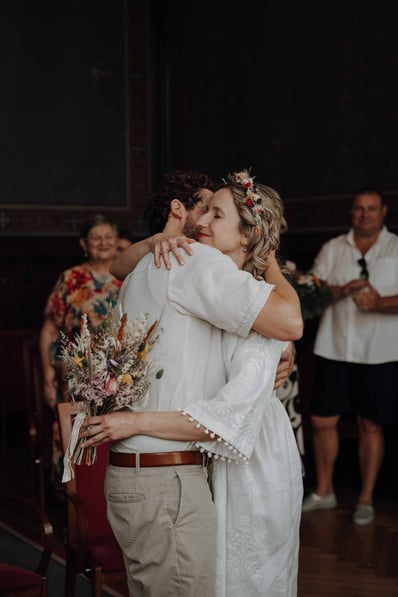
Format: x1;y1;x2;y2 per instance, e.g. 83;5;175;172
0;563;43;593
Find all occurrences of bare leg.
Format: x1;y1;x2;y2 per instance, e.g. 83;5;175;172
356;415;384;505
311;415;340;496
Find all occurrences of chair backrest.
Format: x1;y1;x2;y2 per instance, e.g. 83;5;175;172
22;334;42;416
56;402;118;547
57;402;127;596
22;335;54;508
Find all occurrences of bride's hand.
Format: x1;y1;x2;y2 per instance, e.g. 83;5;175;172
149;233;195;269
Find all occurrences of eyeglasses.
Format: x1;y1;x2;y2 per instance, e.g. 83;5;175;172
357;258;369;280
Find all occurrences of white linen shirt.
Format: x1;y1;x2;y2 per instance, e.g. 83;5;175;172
312;227;398;364
112;242;274;454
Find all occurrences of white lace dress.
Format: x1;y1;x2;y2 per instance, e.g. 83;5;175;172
184;331;303;597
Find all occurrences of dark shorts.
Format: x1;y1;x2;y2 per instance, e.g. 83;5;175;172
311;356;398;424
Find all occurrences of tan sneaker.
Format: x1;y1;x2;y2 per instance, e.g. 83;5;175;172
352;504;374;526
302;492;337;512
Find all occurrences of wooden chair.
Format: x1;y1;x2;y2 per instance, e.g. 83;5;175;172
56;402;128;597
22;334;53;509
0;492;54;597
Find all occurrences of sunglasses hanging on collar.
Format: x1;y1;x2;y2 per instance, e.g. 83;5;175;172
357;257;369;280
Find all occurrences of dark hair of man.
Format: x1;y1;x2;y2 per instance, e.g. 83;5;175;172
145;170;219;234
79;214;119;239
352;187;386;206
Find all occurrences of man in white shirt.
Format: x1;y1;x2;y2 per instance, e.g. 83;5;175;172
302;188;398;526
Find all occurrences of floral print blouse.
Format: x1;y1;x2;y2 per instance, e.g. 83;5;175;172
44;264;123;354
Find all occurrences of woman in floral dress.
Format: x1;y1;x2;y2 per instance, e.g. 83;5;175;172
39;213;123;484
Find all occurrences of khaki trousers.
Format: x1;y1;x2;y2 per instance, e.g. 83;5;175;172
105;463;217;597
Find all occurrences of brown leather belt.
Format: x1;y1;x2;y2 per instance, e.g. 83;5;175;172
109;450;203;468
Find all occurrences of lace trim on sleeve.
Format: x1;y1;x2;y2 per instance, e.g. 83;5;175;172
178;409;249;464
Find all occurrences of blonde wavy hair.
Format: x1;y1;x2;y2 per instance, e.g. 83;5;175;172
222;172;287;280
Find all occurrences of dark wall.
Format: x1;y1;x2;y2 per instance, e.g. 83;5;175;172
0;0;126;208
0;237;81;331
2;0;398;331
153;0;398;201
0;0;147;331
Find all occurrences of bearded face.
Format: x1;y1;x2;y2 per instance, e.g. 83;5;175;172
182;189;214;239
182;213;201;240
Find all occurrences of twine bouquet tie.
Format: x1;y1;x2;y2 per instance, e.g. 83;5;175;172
60;310;161;481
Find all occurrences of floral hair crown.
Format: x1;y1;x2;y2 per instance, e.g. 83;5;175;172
232;170;265;219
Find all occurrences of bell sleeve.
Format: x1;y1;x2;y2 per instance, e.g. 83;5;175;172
182;333;286;462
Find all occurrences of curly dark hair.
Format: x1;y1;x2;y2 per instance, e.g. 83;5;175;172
146;170;219;234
